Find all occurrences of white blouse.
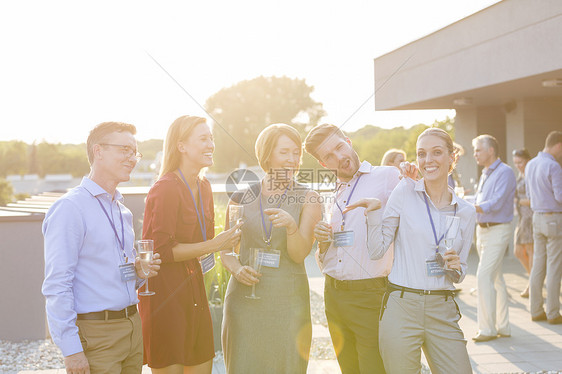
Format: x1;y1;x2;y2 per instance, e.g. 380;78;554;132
367;177;476;290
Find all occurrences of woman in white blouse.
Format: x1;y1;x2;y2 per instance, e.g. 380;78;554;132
345;127;475;374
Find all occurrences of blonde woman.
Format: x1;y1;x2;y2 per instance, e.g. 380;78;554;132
139;115;241;374
221;124;321;373
347;128;475;373
381;148;406;168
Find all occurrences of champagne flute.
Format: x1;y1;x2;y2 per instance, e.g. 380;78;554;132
320;192;334;243
137;239;155;296
442;216;460;270
443;216;460;249
245;248;263;300
225;204;244;256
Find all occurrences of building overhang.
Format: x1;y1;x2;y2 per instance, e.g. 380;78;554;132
374;0;562;110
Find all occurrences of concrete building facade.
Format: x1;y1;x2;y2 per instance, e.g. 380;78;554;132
374;0;562;186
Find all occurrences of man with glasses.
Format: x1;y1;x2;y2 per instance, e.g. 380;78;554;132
304;124;400;373
42;122;160;374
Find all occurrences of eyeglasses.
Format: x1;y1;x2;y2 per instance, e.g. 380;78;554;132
99;144;143;161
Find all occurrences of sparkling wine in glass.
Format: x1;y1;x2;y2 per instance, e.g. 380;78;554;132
442;216;460;270
225;204;244;256
245;248;263;300
137;239;155;296
320;192;334;243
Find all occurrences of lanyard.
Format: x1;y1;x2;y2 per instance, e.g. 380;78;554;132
259;182;291;247
335;174;363;231
422;193;457;253
95;197;127;262
178;169;207;241
476;165;497;195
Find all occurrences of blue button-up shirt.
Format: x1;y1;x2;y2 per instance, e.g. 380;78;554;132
475;158;516;224
525;151;562;213
42;178;139;357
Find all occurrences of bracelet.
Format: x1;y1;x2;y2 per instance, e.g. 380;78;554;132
287;226;299;236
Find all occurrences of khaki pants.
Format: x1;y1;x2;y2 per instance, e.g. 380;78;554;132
76;312;143;374
379;291;471;374
530;212;562;319
476;223;511;336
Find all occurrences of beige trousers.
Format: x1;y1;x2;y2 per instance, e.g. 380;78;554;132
530;212;562;319
379;291;471;374
76;311;143;374
476;223;512;336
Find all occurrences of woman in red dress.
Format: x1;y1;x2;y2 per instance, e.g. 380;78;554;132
139;115;242;374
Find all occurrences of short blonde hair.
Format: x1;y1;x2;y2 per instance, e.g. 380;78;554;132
417;127;458;173
381;149;406;166
159;115;207;178
255;124;302;172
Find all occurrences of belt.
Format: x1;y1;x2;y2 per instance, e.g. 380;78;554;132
478;222;502;228
325;275;387;291
536;212;561;215
77;305;137;320
388;282;455;297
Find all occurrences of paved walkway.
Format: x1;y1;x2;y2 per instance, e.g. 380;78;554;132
17;250;562;374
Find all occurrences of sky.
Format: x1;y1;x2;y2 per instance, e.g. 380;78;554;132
0;0;501;144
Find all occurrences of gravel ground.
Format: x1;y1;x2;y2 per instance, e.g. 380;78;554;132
0;339;64;372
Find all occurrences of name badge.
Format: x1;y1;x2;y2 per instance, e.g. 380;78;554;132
334;230;355;247
259;248;281;268
119;263;137;282
200;254;216;274
426;256;445;277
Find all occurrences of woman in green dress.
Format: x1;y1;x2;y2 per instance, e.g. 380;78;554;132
221;123;322;373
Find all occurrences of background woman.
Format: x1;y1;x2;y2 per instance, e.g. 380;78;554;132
512;148;533;297
347;128;475;373
139;115;242;374
221;123;321;373
381;148;406;168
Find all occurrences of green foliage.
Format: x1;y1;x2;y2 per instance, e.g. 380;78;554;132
206;75;326;172
0;141;28;176
0;178;14;206
14;192;30;201
203;200;231;305
138;139;164;161
0;141;89;178
347;116;455;165
36;142;90;177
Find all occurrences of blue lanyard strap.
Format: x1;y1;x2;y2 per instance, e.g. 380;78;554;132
178;169;207;241
95;197;126;261
259;182;291;247
335;174;363;231
422;193;457;253
476;166;496;195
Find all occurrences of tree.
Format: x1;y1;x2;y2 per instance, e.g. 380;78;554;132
0;141;28;177
28;142;40;175
0;178;14;206
347;116;455;166
206;76;325;172
35;142;89;177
